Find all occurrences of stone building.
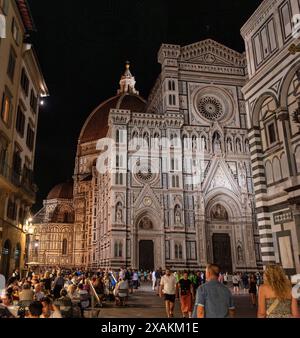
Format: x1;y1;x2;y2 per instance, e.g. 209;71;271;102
241;0;300;274
32;39;261;273
0;0;48;277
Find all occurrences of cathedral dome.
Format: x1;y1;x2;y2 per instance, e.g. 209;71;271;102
79;62;146;144
47;181;74;200
79;93;146;144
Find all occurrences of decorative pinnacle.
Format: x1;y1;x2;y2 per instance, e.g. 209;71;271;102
118;61;139;95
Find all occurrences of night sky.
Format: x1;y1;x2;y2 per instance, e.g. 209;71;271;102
27;0;262;211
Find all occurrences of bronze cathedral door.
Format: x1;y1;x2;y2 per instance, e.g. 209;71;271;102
139;240;154;271
212;234;233;273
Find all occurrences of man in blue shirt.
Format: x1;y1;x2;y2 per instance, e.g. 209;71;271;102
194;264;235;318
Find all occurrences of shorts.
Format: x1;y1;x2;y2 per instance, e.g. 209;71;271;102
233;283;239;287
164;294;176;303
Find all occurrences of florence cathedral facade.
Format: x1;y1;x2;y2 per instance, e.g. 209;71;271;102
31;39;260;273
30;0;300;275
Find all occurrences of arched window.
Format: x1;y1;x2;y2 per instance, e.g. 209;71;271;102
265;161;274;185
114;241;123;258
176;175;180;187
272;157;282;182
62;239;68;255
175;243;183;259
172;175;176;187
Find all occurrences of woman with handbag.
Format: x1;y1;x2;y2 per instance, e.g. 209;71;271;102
257;265;299;318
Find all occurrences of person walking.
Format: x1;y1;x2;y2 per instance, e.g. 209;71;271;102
257;265;299;318
159;269;177;318
194;264;235;318
249;274;257;307
151;270;156;291
177;271;194;318
242;273;249;293
232;273;240;294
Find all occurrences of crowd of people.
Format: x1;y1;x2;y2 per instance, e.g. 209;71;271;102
156;265;299;318
0;264;299;318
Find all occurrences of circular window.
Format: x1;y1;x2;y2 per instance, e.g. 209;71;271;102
137;168;153;182
133;160;158;185
194;87;234;123
198;96;224;121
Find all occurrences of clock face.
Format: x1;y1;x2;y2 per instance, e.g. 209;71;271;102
143;197;152;207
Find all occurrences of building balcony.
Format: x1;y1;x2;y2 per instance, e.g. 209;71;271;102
0;161;37;201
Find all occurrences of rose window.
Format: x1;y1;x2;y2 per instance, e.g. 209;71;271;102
198;96;224;121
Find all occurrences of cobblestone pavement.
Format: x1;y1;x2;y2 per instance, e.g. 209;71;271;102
99;283;257;318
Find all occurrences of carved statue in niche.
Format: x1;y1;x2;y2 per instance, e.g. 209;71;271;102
174;205;182;224
213;132;222;153
116;203;123;223
245;140;250;153
200;136;207;151
237;245;243;262
139;217;153;230
227;138;233;152
236;139;242;153
238;162;247;190
210;204;228;221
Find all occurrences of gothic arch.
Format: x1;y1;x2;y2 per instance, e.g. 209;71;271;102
251;92;279;128
279;61;300;108
135;209;162;231
205;189;242;220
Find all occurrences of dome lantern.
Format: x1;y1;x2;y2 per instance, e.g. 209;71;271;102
118;61;139;95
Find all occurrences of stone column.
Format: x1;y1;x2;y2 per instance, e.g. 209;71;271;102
248;127;276;265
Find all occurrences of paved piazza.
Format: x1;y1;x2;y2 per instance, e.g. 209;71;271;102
100;283;257;318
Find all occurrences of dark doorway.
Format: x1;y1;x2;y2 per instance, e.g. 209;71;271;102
1;240;12;278
212;234;233;273
139;240;154;271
